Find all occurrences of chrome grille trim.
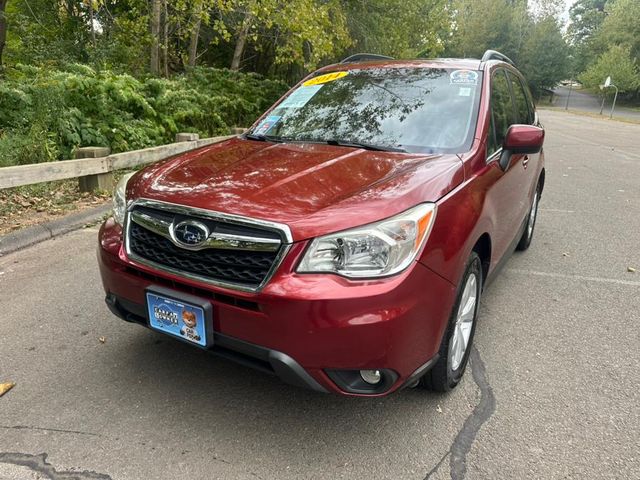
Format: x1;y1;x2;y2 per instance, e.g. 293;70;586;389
123;198;293;293
129;209;281;252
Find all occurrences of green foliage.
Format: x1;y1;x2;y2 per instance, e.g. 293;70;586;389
0;65;287;167
518;17;570;95
596;0;640;63
344;0;450;58
579;45;640;94
445;0;569;95
569;0;640;96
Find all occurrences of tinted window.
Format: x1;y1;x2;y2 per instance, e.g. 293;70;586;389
489;70;514;154
250;68;483;154
508;71;532;124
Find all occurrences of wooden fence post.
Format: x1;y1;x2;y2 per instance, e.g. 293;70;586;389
76;147;112;192
175;133;199;142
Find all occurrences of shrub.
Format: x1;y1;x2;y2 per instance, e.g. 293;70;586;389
0;65;288;167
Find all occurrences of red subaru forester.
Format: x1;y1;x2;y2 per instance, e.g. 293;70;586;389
98;50;545;396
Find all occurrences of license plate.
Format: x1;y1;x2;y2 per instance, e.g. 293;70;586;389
146;287;213;348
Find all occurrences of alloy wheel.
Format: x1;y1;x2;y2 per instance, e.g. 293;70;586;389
450;272;478;371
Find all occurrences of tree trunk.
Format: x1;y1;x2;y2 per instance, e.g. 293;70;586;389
188;8;202;67
162;0;169;77
88;0;96;47
150;0;161;75
230;10;253;71
0;0;7;69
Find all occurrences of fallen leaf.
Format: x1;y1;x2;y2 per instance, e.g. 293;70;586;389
436;405;443;413
628;267;636;273
99;336;106;344
0;382;16;397
562;252;570;257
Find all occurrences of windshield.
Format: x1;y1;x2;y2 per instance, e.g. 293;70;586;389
248;67;482;154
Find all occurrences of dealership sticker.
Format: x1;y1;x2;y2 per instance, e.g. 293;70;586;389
303;71;349;86
450;70;478;85
254;115;282;135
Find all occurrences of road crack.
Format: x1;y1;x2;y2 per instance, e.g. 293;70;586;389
0;425;101;437
0;452;112;479
423;346;496;480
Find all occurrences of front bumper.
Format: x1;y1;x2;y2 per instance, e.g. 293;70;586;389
98;218;456;396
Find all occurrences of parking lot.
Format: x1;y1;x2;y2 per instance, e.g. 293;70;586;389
1;109;639;480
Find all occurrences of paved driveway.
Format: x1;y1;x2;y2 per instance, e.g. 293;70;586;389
1;110;639;480
553;85;640;122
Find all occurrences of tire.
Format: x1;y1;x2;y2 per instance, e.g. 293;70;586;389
516;184;541;251
419;252;483;392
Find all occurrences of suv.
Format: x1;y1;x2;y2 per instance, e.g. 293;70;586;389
98;50;544;396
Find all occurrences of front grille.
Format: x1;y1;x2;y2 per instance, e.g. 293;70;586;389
126;205;285;289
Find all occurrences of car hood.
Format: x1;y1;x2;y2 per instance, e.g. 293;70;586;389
129;138;464;241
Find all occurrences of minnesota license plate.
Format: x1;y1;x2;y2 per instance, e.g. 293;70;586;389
146;287;213;348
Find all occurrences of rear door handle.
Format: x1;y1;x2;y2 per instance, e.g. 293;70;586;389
522;155;529;168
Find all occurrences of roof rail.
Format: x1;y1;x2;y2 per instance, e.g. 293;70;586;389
340;53;395;64
480;50;514;66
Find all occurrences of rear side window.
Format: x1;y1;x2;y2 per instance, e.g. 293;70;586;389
508;71;533;124
488;70;514;155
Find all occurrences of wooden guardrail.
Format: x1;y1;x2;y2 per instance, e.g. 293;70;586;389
0;132;241;192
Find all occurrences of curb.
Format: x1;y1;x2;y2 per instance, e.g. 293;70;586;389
0;203;112;256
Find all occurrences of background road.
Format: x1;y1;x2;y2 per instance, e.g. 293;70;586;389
553;85;640;122
1;110;639;480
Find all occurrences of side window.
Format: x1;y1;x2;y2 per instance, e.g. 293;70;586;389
488;70;514;156
508;71;533;124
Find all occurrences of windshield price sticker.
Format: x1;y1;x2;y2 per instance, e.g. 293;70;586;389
450;70;478;85
303;71;349;86
278;85;323;109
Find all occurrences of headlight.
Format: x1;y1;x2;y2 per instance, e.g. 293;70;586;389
297;203;436;278
112;172;136;225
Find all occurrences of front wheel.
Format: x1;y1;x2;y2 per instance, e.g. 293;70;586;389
419;252;483;392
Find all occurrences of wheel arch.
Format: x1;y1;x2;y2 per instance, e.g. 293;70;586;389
539;168;546;195
472;233;492;287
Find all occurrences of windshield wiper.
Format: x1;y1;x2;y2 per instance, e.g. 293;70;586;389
244;133;287;143
325;139;407;153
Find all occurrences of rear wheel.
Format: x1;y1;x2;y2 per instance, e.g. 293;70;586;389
516;185;540;251
419;252;482;392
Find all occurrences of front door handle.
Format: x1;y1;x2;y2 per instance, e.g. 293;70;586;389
522;155;529;169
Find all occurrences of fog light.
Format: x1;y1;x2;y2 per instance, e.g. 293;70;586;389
360;369;382;385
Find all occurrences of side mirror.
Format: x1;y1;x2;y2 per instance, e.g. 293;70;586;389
499;125;544;170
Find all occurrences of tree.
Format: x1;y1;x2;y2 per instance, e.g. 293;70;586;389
580;45;640;94
568;0;608;44
596;0;640;63
188;2;207;67
343;0;450;58
445;0;528;61
519;16;569;95
0;0;7;69
150;0;162;75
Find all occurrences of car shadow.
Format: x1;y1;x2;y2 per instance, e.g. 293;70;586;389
92;325;473;474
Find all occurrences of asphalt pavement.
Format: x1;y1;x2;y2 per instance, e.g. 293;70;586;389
553;85;640;121
1;110;639;480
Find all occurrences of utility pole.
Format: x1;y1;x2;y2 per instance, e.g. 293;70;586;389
609;84;619;120
565;81;573;110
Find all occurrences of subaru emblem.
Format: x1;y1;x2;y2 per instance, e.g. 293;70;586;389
172;220;209;248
